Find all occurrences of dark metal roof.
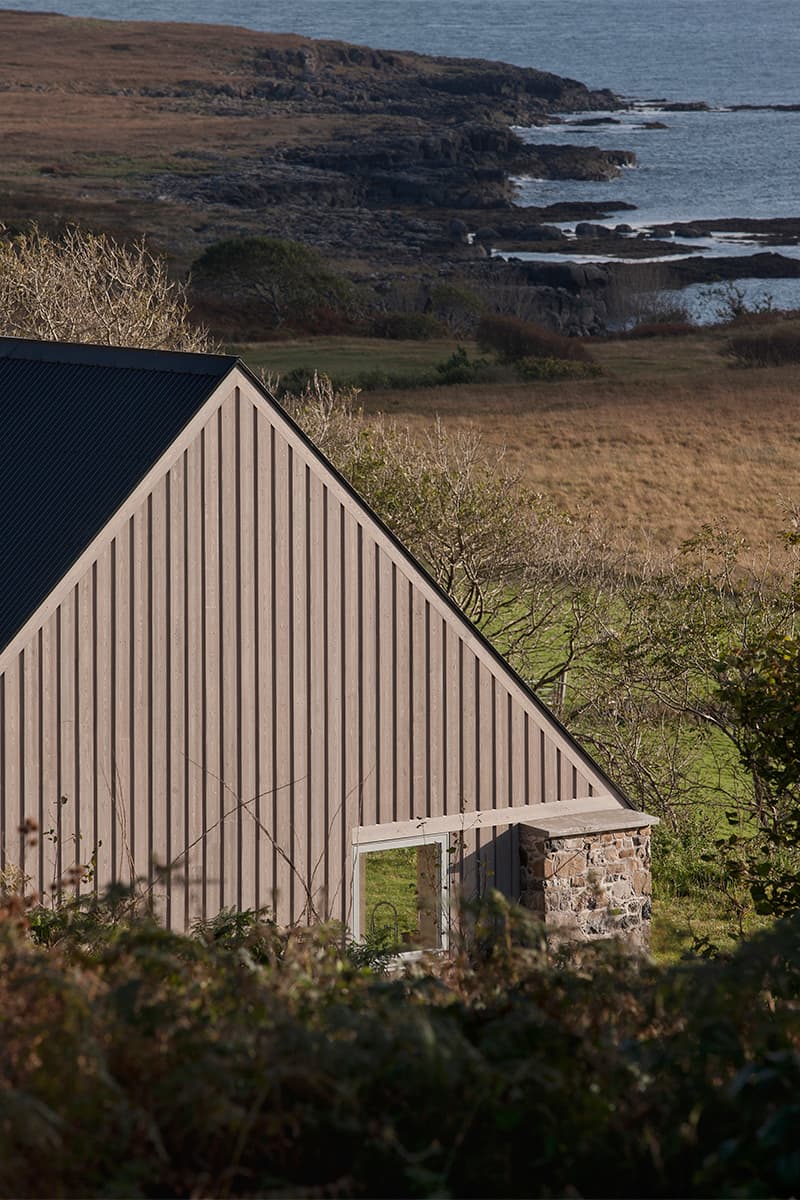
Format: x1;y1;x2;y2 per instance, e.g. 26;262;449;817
0;338;236;653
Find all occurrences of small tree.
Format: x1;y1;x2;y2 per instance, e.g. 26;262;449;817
191;237;359;330
278;372;620;697
715;634;800;915
0;224;210;350
429;282;485;335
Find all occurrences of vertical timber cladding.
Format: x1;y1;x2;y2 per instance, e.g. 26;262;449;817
0;368;622;930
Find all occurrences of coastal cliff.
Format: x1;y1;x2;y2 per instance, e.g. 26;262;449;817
6;11;794;336
0;11;629;279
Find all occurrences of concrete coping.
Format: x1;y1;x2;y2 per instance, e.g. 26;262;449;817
353;795;621;845
523;808;659;840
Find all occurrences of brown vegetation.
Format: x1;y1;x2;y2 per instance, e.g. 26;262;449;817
0;14;353;267
359;331;800;552
4;891;800;1198
724;321;800;366
476;313;592;362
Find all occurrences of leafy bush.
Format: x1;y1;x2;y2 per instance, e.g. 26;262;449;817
476;313;592;363
273;350;507;396
713;634;800;916
275;364;439;394
704;281;780;326
515;355;601;381
723;324;800;367
434;344;497;384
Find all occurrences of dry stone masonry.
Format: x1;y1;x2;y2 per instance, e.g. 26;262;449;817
518;810;658;949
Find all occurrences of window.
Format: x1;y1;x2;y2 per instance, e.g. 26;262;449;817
352;834;449;955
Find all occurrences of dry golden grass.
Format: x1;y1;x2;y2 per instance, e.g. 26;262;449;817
363;332;800;552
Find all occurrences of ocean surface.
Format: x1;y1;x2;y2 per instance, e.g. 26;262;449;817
9;1;800;310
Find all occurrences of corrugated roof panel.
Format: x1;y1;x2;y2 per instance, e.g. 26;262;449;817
0;339;236;652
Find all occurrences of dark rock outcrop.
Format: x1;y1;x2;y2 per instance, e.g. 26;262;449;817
668;217;800;244
575;221;614;238
665;251;800;285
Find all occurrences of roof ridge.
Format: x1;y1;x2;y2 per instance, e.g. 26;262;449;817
0;337;237;377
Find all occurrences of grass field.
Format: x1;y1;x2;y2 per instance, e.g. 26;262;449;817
651;896;772;962
373;347;800;553
233;337;462;381
242;328;800;554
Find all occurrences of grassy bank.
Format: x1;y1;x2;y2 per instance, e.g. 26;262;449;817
241;329;800;553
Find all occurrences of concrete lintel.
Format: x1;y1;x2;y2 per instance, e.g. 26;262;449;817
353;795;624;845
523;809;659;840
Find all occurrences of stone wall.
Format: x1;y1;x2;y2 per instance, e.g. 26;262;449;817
518;818;653;950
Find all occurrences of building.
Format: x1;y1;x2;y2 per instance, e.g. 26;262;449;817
0;338;656;947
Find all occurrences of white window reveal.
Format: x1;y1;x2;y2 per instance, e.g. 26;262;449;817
352;833;449;955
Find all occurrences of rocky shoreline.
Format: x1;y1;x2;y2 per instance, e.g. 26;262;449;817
1;11;797;335
139;38;637;265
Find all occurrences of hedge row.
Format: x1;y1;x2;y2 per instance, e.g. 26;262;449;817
2;893;800;1197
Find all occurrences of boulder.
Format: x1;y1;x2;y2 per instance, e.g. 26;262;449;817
473;225;500;242
575;221;613;238
517;224;567;241
565;115;621;126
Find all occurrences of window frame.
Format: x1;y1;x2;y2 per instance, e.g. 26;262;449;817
352;831;450;958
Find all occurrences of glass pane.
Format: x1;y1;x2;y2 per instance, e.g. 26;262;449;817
362;843;442;951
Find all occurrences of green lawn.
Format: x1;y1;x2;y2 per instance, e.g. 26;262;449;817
651;894;772;963
233;336;462;382
232;328;733;389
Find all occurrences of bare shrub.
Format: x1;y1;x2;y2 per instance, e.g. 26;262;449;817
476;314;591;362
706;281;778;326
605;261;690;330
723;324;800;367
0;224;211;350
275;370;636;695
479;280;560;324
625;321;695;338
275;371;366;468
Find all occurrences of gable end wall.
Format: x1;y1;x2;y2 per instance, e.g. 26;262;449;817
0;370;627;928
